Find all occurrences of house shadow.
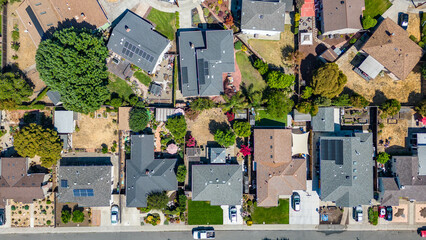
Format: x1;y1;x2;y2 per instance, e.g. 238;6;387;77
407;91;423;106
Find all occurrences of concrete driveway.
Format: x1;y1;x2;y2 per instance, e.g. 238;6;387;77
289;181;319;225
221;205;243;225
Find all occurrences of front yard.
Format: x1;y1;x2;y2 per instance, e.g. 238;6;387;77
251;199;289;224
363;0;392;19
187;200;223;225
235;51;266;92
147;8;177;41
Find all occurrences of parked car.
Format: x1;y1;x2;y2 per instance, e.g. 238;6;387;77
385;206;393;221
0;209;5;226
353;205;363;222
111;205;119;225
379;206;386;218
399;13;409;30
421;229;426;238
229;206;237;223
193;227;215;239
292;192;301;211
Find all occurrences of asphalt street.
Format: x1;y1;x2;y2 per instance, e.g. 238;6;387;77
0;230;422;240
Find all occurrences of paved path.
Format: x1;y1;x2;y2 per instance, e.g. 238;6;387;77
178;9;192;28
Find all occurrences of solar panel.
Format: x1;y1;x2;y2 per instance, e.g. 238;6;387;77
131;46;136;52
142;52;146;58
204;61;209;75
73;189;80;197
121;47;126;54
61;180;68;188
128;43;133;50
148;56;154;62
144;54;150;60
129;52;134;58
87;189;94;196
182;67;189;84
135;49;139;55
124;42;129;48
73;189;94;197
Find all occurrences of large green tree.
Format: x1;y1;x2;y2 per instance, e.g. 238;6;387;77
176;164;187;183
265;91;294;119
221;91;247;113
376;152;390;164
0;72;33;107
36;27;110;113
241;83;265;112
166;115;187;140
61;209;71;224
233;121;251;138
266;71;295;89
214;128;236;147
14;123;62;168
415;99;426;117
190;98;216;112
311;63;347;99
71;210;85;223
129;108;150;132
380;99;401;119
147;192;169;210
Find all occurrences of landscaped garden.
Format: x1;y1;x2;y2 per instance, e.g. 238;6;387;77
146;8;177;40
187;200;223;225
363;0;392;19
33;194;55;226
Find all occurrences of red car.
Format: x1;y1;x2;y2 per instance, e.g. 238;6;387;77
421;230;426;237
379;206;386;218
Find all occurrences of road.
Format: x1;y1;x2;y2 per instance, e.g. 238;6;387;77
0;230;421;240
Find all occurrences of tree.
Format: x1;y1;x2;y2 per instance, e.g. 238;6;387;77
190;98;216;112
362;16;377;30
241;83;265;111
108;98;123;109
266;71;295;89
36;27;110;113
265;91;294;119
296;101;318;116
0;72;33;106
331;94;350;106
350;94;370;108
129;108;150;132
166;115;187;140
71;210;85;223
415;99;426;116
128;94;139;106
380;99;401;119
61;209;71;224
176;165;187;183
253;59;269;75
301;86;314;99
221;91;247;113
311;63;347;99
214;128;236;147
147;192;169;210
376;152;390;164
14;123;62;168
233;121;251;137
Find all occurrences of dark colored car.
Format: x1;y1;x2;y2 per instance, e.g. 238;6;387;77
399;13;409;30
385;206;393;221
0;208;5;226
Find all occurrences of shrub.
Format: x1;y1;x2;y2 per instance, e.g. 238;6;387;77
46;220;51;225
311;63;347;99
419;41;425;48
72;210;85;223
266;71;295;89
376;152;390;164
415;99;426;117
293;27;299;35
101;145;108;154
190;98;216;112
61;209;71;224
12;55;18;60
301;86;313;99
11;206;15;211
368;208;378;225
129;108;150;132
165;115;187;140
349;38;357;44
214;128;236;147
380;99;401;119
24;205;29;210
233;121;251;137
296;101;318;116
11;42;20;51
350;94;369;108
362;16;377;30
234;41;243;50
147;192;169;210
176;164;187;183
410;35;418;42
11;30;19;42
253;59;269;75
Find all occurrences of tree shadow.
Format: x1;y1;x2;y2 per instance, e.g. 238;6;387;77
62;205;72;213
28;162;49;174
300;53;323;84
372;90;388;106
407;91;423;106
19;110;53;129
281;45;294;61
2;63;35;89
73;205;84;212
208;120;230;135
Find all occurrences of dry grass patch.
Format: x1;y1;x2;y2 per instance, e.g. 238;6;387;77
407;13;421;41
186;108;230;146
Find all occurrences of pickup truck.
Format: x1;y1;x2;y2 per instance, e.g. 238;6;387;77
193;229;215;239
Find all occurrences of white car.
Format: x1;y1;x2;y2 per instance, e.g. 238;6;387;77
193;228;215;239
354;205;363;222
111;205;119;225
229;206;237;223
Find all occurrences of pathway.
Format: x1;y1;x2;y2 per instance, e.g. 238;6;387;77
154;122;164;152
178;9;192;28
196;5;206;24
29;204;34;228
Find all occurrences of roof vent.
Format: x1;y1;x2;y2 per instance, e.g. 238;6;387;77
125;25;131;32
346;176;349;179
340;1;344;4
259;15;264;19
190;42;195;49
353;176;357;180
216;178;219;182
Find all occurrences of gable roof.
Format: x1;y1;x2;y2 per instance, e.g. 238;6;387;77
178;30;235;97
322;0;364;33
241;0;291;32
107;11;170;74
362;18;423;80
126;135;177;207
254;128;307;207
57;156;112;207
320;133;374;207
0;158;46;207
192;164;242;205
54;111;75;134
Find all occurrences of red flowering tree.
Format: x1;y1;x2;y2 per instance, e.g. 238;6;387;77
226;112;235;122
186;136;196;147
240;145;251;156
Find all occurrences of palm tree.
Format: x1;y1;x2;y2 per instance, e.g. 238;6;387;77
241;83;266;112
221;91;248;113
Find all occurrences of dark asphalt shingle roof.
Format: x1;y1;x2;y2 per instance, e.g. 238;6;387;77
107;11;170;74
192;164;243;205
126;135;177;207
57;157;112;207
241;0;291;32
46;91;61;105
320;133;374;207
178;30;235;97
312;107;336;132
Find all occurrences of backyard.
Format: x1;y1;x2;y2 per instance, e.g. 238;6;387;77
255;109;287;127
108;73;134;100
251;199;289;224
134;71;152;87
187;200;223;225
146;8;177;41
363;0;392;19
235;51;266;92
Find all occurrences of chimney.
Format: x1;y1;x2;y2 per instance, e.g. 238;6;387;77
190;42;195;49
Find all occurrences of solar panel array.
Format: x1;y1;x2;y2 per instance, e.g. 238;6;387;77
73;189;94;197
122;41;154;63
61;180;68;188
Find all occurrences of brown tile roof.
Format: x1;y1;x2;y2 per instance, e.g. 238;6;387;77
16;0;108;46
254;129;306;207
0;158;45;207
118;107;131;131
362;18;424;80
322;0;364;33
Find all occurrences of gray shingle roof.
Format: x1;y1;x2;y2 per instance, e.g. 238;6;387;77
46;91;61;105
209;148;226;163
178;30;235;97
241;0;292;32
192;164;243;205
57;157;112;207
312;107;337;132
418;145;426;175
126;135;177;207
320;133;374;207
293;109;312;122
107;11;170;74
54;111;75;134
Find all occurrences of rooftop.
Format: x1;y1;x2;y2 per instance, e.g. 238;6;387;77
312;107;339;132
54;111;76;134
322;0;364;34
241;0;291;32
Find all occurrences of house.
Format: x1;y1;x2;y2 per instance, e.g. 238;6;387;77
16;0;108;46
107;11;171;75
0;158;50;207
321;0;364;36
178;30;235;97
46;91;62;106
253;128;307;207
356;18;423;80
126;135;177;207
191;164;243;206
240;0;292;37
54;110;77;150
311;107;340;132
319;133;374;207
57;156;113;207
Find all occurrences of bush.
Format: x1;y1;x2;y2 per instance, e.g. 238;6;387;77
11;42;20;51
350;94;369;108
190;98;216;112
368;208;378;225
12;55;18;60
301;86;313;99
376;152;390;164
165;115;187;140
129;108;150;132
293;27;299;35
410;35;418;42
24;205;29;210
419;41;425;48
147;192;169;210
46;220;51;225
253;59;269;75
214;128;236;147
266;71;295;89
72;210;85;223
61;210;71;224
234;41;243;50
101;145;108;154
233;121;251;137
109;98;123;109
46;200;51;204
362;16;377;30
349;38;357;44
331;94;350;106
296;101;318;116
265;91;294;119
12;30;19;42
176;164;187;183
415;99;426;116
11;205;15;211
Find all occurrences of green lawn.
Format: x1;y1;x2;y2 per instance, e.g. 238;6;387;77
187;200;223;225
236;51;266;92
107;73;134;100
255;109;287;127
147;8;177;40
363;0;392;19
134;71;152;87
251;199;289;224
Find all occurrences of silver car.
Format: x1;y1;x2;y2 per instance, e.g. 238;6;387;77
111;205;119;225
229;206;237;223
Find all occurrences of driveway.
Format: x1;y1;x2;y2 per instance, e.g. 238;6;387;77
221;205;243;225
289;181;319;224
121;204;142;226
347;205;370;225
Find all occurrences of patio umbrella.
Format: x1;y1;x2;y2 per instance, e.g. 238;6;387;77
167;144;178;154
422;117;426;125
